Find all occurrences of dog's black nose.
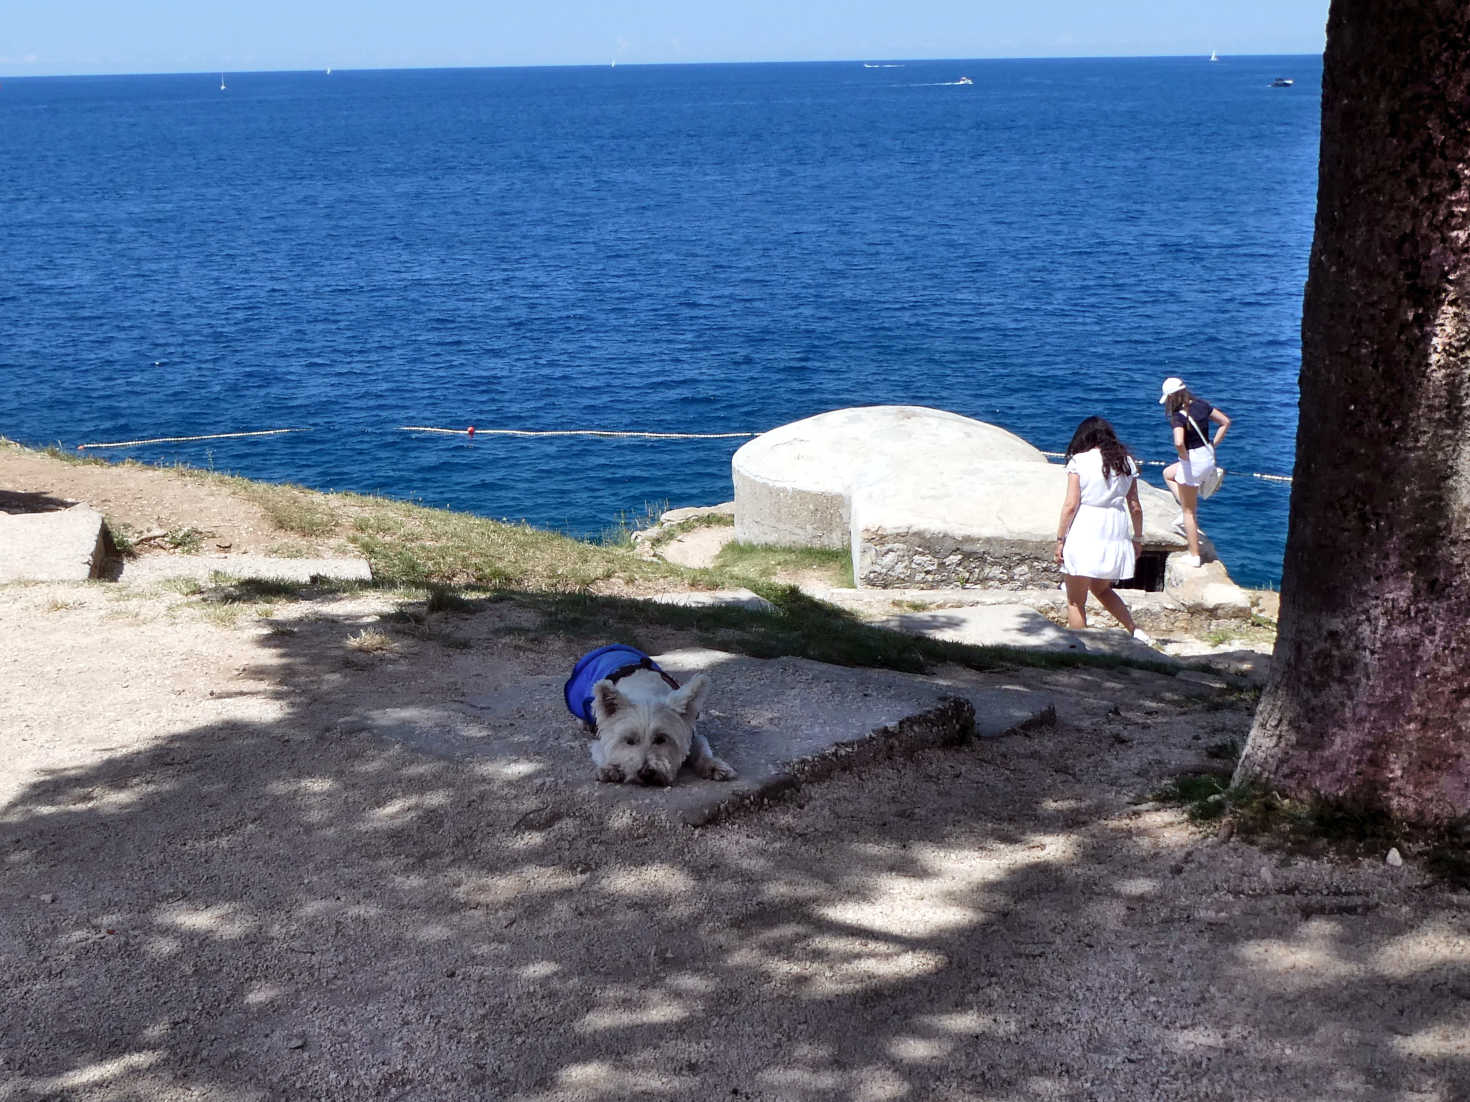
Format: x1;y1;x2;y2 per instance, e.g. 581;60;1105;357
636;766;669;786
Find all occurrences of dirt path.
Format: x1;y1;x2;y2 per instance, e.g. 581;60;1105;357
3;450;1468;1101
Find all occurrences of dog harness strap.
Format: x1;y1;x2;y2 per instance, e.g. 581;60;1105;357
605;656;681;693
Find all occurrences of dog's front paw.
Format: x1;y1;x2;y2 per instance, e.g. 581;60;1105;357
597;764;627;784
695;757;737;782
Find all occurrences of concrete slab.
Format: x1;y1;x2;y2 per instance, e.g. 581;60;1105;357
647;588;774;612
336;648;1052;827
874;604;1087;652
0;504;108;583
656;525;737;568
117;553;373;586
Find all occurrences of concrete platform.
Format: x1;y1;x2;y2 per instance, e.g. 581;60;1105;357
648;588;774;612
336;648;1052;827
874;604;1086;652
0;503;109;583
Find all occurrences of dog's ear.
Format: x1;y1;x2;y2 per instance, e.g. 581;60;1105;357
668;673;710;723
591;679;629;724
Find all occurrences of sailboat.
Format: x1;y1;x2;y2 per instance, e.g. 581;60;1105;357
1209;49;1219;62
219;72;227;90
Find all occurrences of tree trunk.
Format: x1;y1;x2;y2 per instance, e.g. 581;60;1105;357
1235;1;1470;824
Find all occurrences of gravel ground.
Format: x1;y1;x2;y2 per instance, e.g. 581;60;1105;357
3;576;1469;1102
3;448;1469;1100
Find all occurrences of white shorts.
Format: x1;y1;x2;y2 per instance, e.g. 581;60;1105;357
1176;446;1216;488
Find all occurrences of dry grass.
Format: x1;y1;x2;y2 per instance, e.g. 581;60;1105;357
345;628;398;654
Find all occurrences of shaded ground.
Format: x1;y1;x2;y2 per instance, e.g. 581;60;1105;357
2;451;1468;1101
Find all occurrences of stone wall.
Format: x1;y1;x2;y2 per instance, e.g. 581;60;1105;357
857;537;1062;590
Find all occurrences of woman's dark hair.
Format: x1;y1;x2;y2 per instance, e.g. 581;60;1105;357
1164;388;1192;417
1064;416;1135;480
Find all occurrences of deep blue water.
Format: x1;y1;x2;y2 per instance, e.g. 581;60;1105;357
2;58;1320;586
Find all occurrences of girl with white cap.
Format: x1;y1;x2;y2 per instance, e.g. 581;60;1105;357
1158;377;1231;567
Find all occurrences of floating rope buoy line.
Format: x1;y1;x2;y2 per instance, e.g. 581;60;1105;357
399;425;759;440
69;426;1292;484
1040;450;1292;484
77;428;307;451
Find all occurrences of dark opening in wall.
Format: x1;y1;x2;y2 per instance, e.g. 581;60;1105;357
1116;549;1167;592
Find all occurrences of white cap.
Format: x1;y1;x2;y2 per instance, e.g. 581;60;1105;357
1158;377;1187;404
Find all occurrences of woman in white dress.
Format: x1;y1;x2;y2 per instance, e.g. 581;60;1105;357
1053;416;1152;643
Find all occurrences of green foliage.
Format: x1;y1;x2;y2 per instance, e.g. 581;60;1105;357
713;541;854;588
106;521;137;557
1154;772;1234;821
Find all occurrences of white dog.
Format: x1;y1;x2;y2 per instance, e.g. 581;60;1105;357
563;645;736;786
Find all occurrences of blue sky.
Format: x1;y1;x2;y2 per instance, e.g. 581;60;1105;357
3;1;1329;77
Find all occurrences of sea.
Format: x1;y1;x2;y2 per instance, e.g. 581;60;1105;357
1;57;1321;588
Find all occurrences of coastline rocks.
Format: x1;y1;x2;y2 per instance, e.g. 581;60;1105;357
1163;553;1253;619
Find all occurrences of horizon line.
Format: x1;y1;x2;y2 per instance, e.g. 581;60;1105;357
1;52;1325;81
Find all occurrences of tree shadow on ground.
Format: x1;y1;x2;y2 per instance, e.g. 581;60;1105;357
0;489;79;515
2;588;1466;1100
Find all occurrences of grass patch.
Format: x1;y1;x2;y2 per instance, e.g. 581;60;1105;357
598;500;670;548
426;586;478;614
161;577;208;597
713;542;853;587
162;526;207;553
339;493;688;591
1154;772;1235;821
239;483;339;537
106;521;138;557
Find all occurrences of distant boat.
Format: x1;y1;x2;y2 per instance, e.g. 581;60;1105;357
1209;49;1219;62
219;73;227;91
325;67;332;75
1270;77;1294;87
956;76;973;85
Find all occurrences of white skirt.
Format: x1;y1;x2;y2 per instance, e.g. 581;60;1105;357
1176;446;1217;488
1062;503;1136;582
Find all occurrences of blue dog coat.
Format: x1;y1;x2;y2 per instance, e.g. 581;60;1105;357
564;645;680;732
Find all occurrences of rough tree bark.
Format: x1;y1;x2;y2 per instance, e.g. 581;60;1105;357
1235;1;1470;824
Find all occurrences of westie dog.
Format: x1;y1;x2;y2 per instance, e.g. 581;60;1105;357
564;645;735;786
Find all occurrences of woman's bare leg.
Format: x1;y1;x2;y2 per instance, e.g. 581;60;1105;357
1089;579;1136;634
1063;574;1091;628
1176;483;1200;558
1163;462;1182;502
